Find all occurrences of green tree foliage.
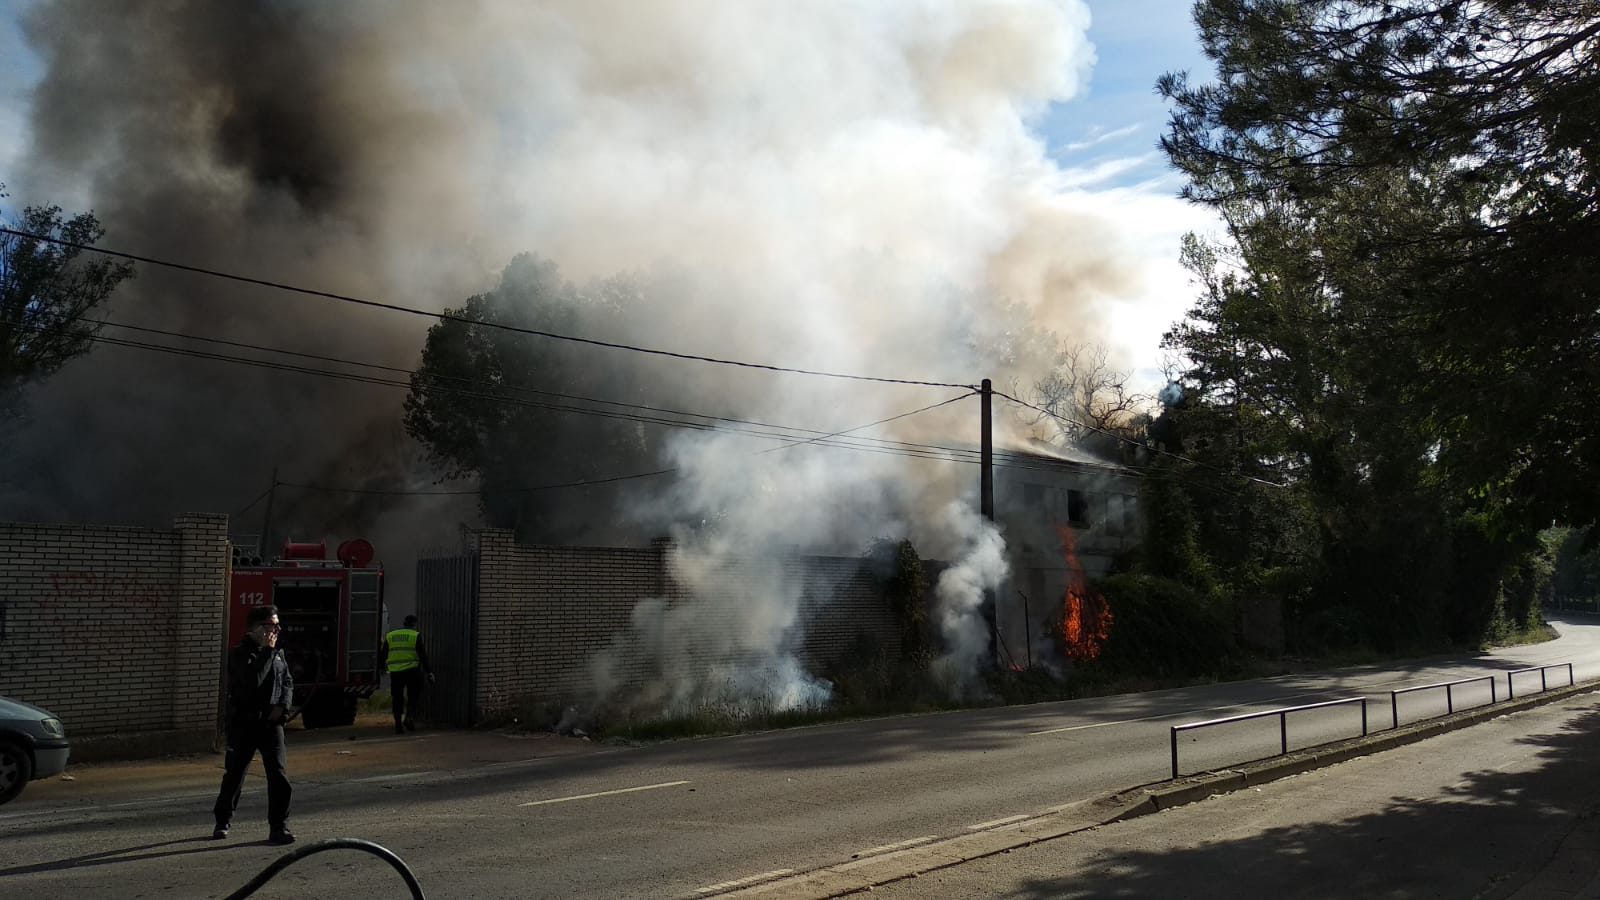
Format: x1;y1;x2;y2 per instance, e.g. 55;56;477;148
403;254;660;541
1547;527;1600;608
1151;0;1595;650
1093;573;1236;678
870;534;934;662
0;196;135;415
1162;0;1600;533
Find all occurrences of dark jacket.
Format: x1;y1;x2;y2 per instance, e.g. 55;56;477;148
225;636;294;725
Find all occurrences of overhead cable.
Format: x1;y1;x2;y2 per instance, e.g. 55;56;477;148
70;323;984;465
0;226;977;390
90;318;970;455
91;318;1156;481
991;389;1287;489
276;391;978;497
67;324;995;473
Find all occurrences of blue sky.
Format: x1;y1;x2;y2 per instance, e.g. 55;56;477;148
1041;1;1218;381
1045;1;1210;191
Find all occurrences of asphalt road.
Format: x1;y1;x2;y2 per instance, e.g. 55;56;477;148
4;615;1599;899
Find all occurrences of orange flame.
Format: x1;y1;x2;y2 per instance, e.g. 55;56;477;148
1059;526;1112;662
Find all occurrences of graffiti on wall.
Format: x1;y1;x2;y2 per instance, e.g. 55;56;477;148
42;572;173;613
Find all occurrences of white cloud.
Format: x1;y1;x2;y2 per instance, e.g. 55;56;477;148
1058;122;1142;153
1084;185;1223;386
1057;151;1161;188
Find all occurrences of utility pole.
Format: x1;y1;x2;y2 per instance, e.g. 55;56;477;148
258;468;279;560
980;378;997;668
980;379;994;522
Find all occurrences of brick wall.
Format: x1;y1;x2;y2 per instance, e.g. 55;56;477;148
473;531;668;716
467;531;898;717
0;514;229;752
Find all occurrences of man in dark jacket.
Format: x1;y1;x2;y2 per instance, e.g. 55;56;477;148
212;604;295;844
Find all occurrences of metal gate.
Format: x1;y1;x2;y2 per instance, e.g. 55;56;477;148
415;553;479;726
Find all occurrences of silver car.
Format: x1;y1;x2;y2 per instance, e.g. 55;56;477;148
0;695;69;805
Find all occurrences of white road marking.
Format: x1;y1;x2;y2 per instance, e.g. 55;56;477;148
350;771;436;783
856;835;938;856
1029;712;1180;735
1043;799;1090;814
519;779;689;807
967;814;1029;830
694;868;795;893
1027;684;1426;736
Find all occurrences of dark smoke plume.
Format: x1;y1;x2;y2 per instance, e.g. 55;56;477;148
7;0;1149;689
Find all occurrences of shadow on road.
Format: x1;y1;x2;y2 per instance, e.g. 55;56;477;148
992;704;1600;899
0;835;268;876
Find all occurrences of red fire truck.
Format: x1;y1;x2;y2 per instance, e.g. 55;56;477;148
228;538;386;728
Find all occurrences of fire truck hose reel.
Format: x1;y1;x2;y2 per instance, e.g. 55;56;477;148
222;838;426;900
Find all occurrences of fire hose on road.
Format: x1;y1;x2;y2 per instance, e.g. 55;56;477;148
222;838;426;899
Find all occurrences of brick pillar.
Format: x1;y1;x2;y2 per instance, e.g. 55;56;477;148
473;529;515;720
174;513;229;736
650;536;676;600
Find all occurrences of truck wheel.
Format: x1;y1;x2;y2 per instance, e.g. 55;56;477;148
300;696;331;729
300;693;355;729
0;740;33;805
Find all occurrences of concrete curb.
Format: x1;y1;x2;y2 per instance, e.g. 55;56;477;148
67;727;217;763
719;681;1598;899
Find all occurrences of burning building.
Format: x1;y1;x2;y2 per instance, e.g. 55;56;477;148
4;0;1174;719
990;442;1139;670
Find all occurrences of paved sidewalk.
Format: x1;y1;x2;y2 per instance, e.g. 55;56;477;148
5;713;607;815
1515;812;1600;900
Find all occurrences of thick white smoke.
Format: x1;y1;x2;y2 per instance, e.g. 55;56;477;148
11;0;1143;709
929;501;1012;698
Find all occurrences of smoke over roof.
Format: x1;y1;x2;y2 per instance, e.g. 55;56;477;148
5;0;1149;703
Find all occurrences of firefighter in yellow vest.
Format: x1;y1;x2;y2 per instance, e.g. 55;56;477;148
382;615;434;734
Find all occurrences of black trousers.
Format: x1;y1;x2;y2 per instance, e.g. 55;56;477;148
213;719;291;829
391;669;424;725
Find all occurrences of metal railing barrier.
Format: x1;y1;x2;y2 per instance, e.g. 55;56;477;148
1390;675;1497;728
1170;697;1368;779
1507;662;1575;699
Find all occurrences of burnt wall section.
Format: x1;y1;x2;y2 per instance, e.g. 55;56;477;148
461;531;897;721
0;514;229;754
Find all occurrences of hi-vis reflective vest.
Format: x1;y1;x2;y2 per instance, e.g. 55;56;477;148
386;629;421;673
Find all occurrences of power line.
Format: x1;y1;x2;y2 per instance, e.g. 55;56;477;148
753;390;977;456
91;318;976;457
99;319;416;375
232;484;275;517
35;316;1204;497
85;329;949;455
275;392;978;497
55;322;1172;487
70;323;990;466
95;321;1253;504
275;398;1199;499
0;226;978;390
276;468;676;497
991;389;1287;489
64;321;1003;476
